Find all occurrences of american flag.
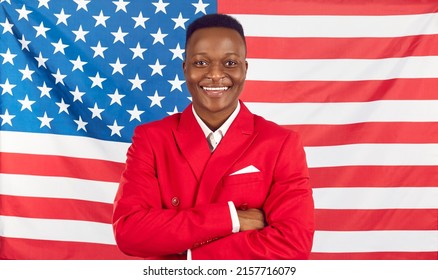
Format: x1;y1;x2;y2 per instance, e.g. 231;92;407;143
0;0;437;260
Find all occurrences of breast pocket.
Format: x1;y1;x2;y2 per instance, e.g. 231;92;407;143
219;172;268;209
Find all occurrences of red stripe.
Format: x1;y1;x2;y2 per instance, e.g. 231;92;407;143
0;152;124;182
0;237;138;260
0;195;112;223
218;0;438;15
241;79;438;103
315;209;438;231
310;252;438;260
285;123;438;146
309;166;438;188
247;35;438;59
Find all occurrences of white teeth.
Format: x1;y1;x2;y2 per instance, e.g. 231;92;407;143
202;87;229;91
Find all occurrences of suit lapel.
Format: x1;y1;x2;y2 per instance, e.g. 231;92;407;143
195;102;258;205
172;105;211;182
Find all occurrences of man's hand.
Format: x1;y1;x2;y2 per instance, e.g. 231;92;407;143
237;208;267;232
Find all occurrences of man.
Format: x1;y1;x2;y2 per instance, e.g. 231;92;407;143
112;14;314;260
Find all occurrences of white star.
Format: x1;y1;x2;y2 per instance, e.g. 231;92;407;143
0;78;16;95
88;103;105;119
129;74;146;91
107;120;124;137
110;58;126;75
169;43;185;60
93;10;110;27
52;68;66;85
56;98;70;114
70;55;87;72
38;82;52;98
19;65;34;81
172;13;189;30
89;72;106;89
33;22;50;38
73;25;89;42
152;0;169;14
51;38;68;54
18;34;31;51
1;18;14;34
70;86;86;102
74;0;90;11
147;90;165;108
0;109;15;126
132;12;149;29
151;28;167;45
74;116;88;132
113;0;129;12
91;41;107;58
108;89;125;105
38;0;50;9
130;42;147;59
38;112;54;129
168;74;185;92
18;95;36;111
16;4;32;21
1;48;17;65
54;8;70;25
111;27;128;44
192;0;209;14
149;59;166;76
167;106;179;115
35;52;48;68
127;105;144;122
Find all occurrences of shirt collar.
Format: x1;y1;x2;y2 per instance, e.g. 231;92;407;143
192;101;241;139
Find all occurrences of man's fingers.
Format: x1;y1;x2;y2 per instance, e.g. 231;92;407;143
237;208;267;231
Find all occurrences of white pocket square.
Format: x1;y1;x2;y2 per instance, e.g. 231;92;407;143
230;165;260;176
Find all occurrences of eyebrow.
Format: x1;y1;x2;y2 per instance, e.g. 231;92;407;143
190;52;243;56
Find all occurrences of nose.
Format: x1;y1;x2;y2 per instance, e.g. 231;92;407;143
206;63;225;81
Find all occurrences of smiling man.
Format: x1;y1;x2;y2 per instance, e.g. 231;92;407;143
112;14;315;260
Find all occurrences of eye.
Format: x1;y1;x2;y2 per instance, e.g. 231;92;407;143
225;60;238;67
194;60;208;67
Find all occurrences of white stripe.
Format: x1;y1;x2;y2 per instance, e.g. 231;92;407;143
312;230;438;253
2;131;438;170
313;187;438;209
2;215;435;252
233;13;438;38
246;56;438;81
246;100;438;125
305;143;438;167
0;216;115;245
0;131;130;163
0;174;118;204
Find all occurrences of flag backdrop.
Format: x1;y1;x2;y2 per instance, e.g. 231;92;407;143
1;0;437;260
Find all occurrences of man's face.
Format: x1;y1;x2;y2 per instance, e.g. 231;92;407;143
183;27;247;122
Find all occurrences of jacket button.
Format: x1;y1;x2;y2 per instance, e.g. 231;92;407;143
171;197;180;207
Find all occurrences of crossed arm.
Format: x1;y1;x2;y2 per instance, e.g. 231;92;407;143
112;129;314;259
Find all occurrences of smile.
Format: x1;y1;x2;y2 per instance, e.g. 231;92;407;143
202;86;230;91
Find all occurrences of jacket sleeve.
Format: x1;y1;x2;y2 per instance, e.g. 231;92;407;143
112;125;233;258
191;131;315;259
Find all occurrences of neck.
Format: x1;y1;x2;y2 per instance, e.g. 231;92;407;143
202;115;227;132
193;102;239;132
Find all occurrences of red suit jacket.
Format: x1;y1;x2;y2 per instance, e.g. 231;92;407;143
112;101;314;259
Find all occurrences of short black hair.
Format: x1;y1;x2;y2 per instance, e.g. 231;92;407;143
185;13;246;48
